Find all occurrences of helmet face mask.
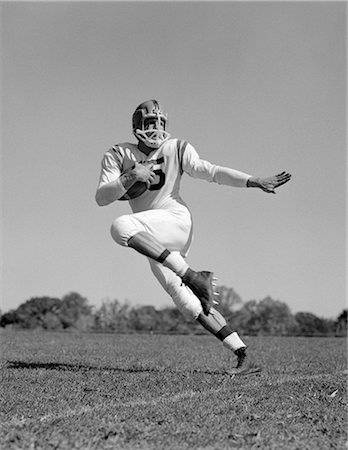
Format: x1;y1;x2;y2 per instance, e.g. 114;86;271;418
132;100;170;148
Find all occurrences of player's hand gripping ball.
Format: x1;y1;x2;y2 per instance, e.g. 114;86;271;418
119;162;153;201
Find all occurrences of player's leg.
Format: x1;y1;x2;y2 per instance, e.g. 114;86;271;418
197;308;247;350
127;231;188;276
197;309;260;375
127;231;217;314
110;209;260;374
148;257;202;318
110;210;216;314
149;259;260;375
196;306;259;373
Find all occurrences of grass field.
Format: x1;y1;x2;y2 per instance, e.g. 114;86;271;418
0;330;347;449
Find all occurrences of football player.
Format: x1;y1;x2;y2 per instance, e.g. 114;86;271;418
96;99;291;376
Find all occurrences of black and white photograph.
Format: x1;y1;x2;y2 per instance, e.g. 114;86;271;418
1;1;347;449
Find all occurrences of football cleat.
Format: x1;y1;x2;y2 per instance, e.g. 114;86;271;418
182;269;216;315
212;278;220;304
225;347;262;377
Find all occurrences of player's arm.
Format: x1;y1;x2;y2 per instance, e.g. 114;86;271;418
95;153;155;206
181;143;251;187
181;143;291;192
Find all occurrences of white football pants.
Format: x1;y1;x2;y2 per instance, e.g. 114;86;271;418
110;206;203;319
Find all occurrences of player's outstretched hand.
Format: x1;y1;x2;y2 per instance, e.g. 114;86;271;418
258;171;292;194
248;171;292;194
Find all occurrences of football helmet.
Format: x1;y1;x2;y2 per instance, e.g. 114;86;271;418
132;100;170;148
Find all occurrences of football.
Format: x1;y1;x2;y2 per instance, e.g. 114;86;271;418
119;181;148;201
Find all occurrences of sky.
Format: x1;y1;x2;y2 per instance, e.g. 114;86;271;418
1;1;346;319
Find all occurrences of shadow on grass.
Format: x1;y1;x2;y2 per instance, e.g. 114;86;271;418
5;360;224;375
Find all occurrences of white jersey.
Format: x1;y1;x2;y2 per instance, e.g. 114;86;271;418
96;138;251;213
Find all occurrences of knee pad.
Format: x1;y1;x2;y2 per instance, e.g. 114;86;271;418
110;215;143;247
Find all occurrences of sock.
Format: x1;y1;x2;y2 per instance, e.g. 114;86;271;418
222;332;246;352
161;251;189;277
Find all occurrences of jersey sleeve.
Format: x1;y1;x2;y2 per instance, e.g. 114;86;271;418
95;146;127;205
181;142;252;187
98;147;123;186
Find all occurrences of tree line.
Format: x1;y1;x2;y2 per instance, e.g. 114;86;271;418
0;288;346;336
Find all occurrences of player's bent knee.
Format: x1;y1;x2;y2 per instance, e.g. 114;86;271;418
165;283;202;321
149;260;202;321
110;215;137;247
